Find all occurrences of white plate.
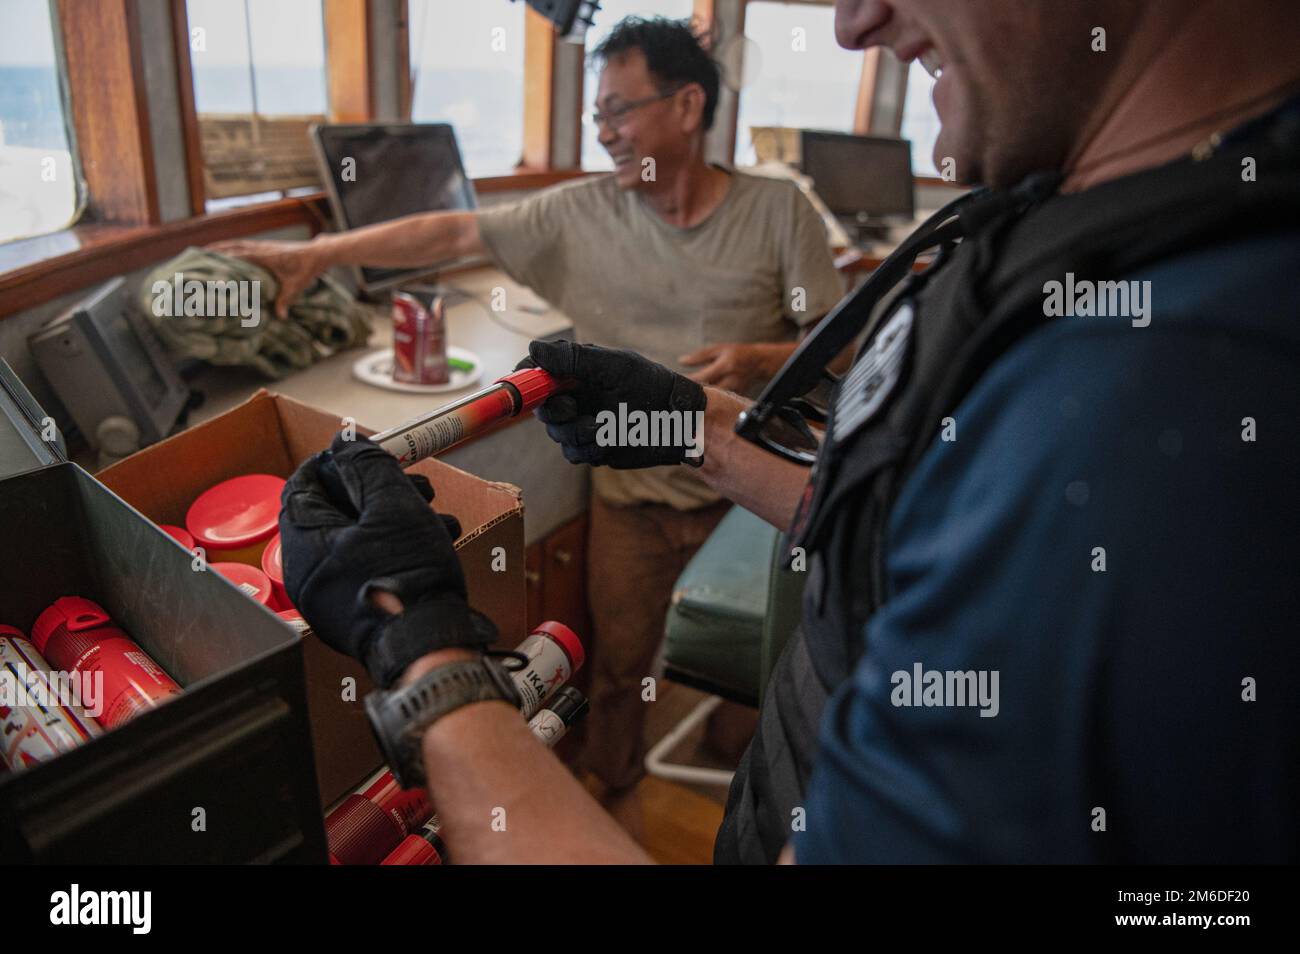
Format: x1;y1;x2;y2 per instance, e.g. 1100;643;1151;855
351;346;484;394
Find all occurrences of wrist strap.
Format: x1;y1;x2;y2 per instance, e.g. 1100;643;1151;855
365;656;523;789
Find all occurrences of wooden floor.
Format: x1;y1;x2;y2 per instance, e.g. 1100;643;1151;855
623;680;756;865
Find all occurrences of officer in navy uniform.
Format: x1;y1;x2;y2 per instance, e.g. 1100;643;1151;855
279;1;1300;864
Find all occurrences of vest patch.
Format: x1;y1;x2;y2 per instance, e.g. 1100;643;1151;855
833;302;913;442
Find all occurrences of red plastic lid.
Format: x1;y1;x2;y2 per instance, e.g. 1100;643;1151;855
534;620;584;673
0;624;26;641
31;597;113;656
499;368;570;414
185;474;285;549
213;563;273;606
261;533;284;584
159;524;195;550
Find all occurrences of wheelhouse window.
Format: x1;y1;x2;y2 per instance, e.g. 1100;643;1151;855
0;0;82;244
734;1;862;167
408;0;527;176
185;0;330;210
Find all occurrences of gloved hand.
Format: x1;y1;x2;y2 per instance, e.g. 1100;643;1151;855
519;338;707;468
279;433;496;688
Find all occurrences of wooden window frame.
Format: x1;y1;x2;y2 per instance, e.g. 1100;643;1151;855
56;0;160;227
172;0;364;214
0;170;590;318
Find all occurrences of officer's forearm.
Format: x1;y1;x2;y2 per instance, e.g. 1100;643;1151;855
311;210;483;271
698;388;810;531
401;649;653;864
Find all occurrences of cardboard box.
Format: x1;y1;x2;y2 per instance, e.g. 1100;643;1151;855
99;389;525;805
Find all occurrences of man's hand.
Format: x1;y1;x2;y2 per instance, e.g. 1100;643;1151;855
521;339;706;469
278;434;495;688
211;238;327;319
679;342;793;393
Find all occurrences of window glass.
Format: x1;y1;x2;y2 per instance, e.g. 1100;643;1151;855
735;1;861;166
0;0;81;244
186;0;329;207
901;63;941;177
409;0;526;176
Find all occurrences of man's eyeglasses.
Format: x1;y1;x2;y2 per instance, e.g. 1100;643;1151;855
591;87;683;129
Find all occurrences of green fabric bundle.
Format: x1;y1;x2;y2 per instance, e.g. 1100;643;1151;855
138;246;373;379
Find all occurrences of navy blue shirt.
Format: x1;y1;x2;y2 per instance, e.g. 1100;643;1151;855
795;230;1300;862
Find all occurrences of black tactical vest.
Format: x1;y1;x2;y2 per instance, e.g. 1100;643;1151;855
714;98;1300;864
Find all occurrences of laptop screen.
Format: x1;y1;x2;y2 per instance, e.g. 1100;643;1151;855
312;123;479;291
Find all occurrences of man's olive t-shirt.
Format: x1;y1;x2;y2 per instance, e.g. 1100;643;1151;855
476;170;843;510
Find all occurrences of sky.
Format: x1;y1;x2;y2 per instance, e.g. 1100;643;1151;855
0;0;57;67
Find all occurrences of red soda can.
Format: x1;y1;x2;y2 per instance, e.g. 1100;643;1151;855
0;626;101;770
391;290;449;385
31;597;182;729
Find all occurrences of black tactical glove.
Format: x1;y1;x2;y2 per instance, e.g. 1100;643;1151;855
519;339;707;469
279;433;496;688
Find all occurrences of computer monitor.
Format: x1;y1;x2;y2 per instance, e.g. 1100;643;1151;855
800;131;915;226
311;123;480;294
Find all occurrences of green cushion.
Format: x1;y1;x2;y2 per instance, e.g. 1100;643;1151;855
664;507;778;704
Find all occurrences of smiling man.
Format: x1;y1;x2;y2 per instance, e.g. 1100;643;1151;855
219;17;843;830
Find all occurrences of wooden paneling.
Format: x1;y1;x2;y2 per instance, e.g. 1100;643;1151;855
56;0;159;226
525;539;546;634
170;0;207;216
198;115;324;199
721;0;745;164
0;196;329;318
324;0;375;122
522;8;558;169
394;0;412;120
525;514;590;640
541;515;589;638
854;48;881;134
